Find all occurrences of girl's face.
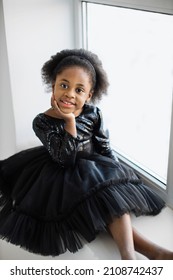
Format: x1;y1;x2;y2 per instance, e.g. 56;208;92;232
52;66;93;116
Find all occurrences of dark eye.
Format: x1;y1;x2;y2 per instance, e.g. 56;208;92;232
76;88;84;94
60;83;68;89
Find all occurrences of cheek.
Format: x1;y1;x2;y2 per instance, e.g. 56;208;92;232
52;87;59;98
79;96;89;105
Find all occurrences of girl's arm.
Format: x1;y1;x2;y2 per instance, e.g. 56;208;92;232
33;114;78;168
93;108;119;161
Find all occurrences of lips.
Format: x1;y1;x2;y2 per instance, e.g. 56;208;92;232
62;100;74;105
60;99;75;107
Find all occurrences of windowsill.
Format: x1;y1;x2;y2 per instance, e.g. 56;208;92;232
114;150;169;206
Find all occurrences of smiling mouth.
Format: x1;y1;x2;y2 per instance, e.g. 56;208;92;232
60;100;75;106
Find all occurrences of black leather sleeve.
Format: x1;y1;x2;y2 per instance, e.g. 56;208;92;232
93;108;119;161
33;114;78;167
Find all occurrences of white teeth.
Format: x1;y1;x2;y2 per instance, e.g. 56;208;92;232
63;101;73;105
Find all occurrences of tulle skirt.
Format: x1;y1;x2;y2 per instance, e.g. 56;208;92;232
0;146;165;256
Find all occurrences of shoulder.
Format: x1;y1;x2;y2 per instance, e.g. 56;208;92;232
33;113;62;130
80;104;103;126
33;112;62;122
82;104;102;118
33;113;48;125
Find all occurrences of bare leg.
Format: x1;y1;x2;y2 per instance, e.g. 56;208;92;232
133;227;173;260
108;213;136;260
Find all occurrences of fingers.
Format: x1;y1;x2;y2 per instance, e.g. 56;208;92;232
50;96;75;121
51;97;64;119
51;96;59;111
53;100;61;113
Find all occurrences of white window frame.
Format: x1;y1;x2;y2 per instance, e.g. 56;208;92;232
73;0;173;208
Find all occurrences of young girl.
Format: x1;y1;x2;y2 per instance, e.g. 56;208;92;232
0;49;172;259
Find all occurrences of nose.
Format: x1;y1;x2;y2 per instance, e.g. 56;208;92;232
65;89;75;99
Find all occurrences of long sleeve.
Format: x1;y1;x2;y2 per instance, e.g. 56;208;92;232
33;114;78;167
93;108;119;161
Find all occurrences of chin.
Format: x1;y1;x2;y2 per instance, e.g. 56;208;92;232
61;108;74;114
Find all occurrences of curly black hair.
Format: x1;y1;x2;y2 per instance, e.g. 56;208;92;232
41;49;109;103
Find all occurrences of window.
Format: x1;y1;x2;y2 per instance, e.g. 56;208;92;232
75;0;173;207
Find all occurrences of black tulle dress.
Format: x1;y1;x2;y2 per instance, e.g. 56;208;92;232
0;104;165;256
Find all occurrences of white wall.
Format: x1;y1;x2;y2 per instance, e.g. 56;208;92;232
0;0;16;158
0;0;75;157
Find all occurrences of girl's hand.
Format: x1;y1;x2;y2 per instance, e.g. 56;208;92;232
51;96;77;137
51;96;75;122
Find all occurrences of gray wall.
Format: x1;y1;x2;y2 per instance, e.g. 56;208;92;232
0;0;16;158
0;0;75;157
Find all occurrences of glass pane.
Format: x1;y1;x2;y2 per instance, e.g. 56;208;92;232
86;3;173;184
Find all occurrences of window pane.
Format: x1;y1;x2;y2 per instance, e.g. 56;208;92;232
86;3;173;184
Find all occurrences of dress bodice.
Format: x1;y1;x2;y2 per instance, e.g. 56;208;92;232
33;104;116;167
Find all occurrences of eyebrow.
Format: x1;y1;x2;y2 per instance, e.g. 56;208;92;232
60;79;85;87
60;79;69;83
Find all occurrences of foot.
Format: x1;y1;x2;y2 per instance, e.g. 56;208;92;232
151;248;173;260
